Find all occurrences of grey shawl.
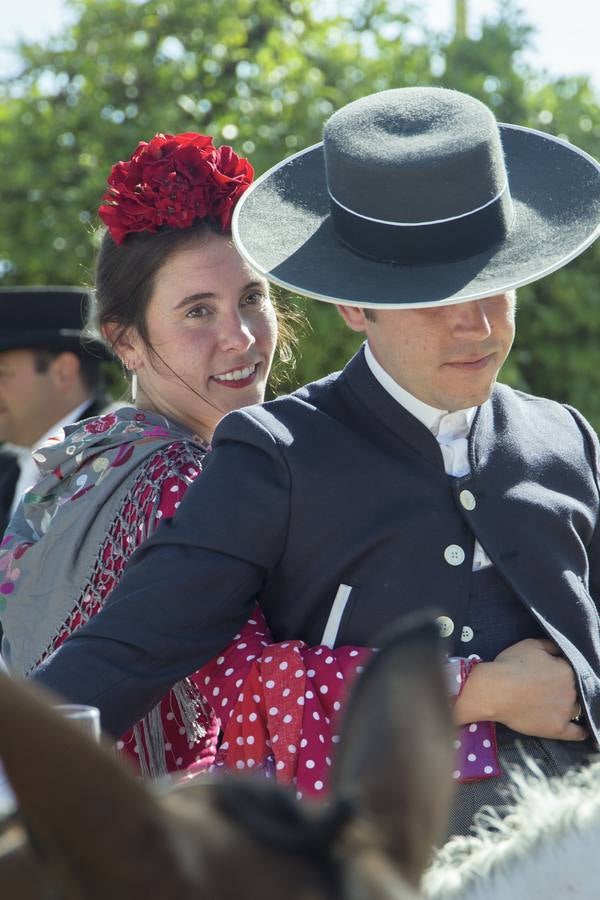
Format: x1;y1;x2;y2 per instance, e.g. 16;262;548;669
0;407;209;776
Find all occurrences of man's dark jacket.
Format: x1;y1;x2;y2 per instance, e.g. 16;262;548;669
34;349;600;740
0;449;19;539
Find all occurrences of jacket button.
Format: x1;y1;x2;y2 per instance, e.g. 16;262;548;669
436;615;455;637
459;490;476;511
444;544;465;566
461;626;474;642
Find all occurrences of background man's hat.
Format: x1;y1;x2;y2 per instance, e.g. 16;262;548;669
233;87;600;308
0;286;111;358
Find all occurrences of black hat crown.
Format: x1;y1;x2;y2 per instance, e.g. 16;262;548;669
232;85;600;308
0;286;109;358
325;88;514;264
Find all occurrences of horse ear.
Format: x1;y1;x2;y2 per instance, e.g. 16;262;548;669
0;673;192;900
330;612;455;887
0;825;49;900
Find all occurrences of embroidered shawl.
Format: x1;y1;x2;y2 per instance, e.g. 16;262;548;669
0;407;206;676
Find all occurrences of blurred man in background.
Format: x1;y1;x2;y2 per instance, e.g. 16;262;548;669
0;286;110;535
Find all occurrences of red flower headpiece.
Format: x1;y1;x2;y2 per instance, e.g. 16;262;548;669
98;132;254;245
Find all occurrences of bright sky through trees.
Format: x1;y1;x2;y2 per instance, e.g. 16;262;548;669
1;0;599;89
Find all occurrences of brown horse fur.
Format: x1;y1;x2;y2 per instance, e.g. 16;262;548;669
0;615;454;900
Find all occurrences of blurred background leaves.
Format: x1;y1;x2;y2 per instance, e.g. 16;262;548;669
1;0;600;422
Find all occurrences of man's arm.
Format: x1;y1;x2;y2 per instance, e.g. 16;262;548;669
565;403;600;609
33;415;291;738
455;405;600;742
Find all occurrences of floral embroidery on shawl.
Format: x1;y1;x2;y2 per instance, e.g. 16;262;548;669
0;408;218;778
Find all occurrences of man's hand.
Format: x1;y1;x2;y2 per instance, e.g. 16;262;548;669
454;638;589;741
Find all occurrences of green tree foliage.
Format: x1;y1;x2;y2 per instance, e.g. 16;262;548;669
1;0;600;423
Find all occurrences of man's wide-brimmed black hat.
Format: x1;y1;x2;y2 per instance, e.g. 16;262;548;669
0;286;110;358
233;87;600;308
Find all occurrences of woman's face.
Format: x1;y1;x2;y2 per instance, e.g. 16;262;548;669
131;232;278;439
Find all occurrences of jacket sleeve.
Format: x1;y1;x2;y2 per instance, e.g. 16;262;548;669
565;404;600;608
32;410;291;737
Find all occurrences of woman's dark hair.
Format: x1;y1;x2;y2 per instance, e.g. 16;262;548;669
86;222;301;393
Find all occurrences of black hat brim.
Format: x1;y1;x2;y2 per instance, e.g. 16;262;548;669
233;124;600;307
0;333;112;360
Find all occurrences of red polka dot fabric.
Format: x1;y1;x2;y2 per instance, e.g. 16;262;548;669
186;607;501;796
193;607;370;797
447;656;501;782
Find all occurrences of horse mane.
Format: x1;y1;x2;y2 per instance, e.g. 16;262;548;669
424;759;600;899
214;776;355;852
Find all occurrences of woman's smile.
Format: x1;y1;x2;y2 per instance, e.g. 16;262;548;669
211;361;259;388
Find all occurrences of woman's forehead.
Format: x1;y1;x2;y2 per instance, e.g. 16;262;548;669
153;237;267;297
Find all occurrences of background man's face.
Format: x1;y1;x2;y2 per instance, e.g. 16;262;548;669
0;349;64;447
339;292;516;411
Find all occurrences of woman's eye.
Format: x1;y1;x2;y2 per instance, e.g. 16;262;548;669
186;305;210;319
243;291;266;307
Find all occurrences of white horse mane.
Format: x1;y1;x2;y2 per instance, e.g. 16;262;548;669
424;759;600;900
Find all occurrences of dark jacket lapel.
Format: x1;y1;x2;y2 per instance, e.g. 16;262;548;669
336;347;447;470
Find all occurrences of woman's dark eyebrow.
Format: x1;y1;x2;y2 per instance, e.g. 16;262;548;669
174;292;215;310
174;281;266;310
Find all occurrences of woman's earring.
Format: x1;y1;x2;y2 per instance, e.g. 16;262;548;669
130;370;138;403
122;359;138;403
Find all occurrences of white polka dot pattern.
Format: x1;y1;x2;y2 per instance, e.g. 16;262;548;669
182;611;502;793
191;605;372;797
447;655;501;781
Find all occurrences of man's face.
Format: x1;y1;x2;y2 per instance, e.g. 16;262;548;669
0;349;69;447
338;292;516;411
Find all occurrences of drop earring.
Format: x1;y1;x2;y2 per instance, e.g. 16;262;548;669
122;359;138;403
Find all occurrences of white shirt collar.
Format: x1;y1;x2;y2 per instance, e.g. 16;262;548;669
363;342;477;437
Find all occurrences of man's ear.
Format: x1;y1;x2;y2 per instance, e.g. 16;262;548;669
337;305;369;333
48;352;81;390
330;612;455;888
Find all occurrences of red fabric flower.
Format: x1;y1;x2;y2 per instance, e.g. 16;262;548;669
98;132;254;245
83;413;118;435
